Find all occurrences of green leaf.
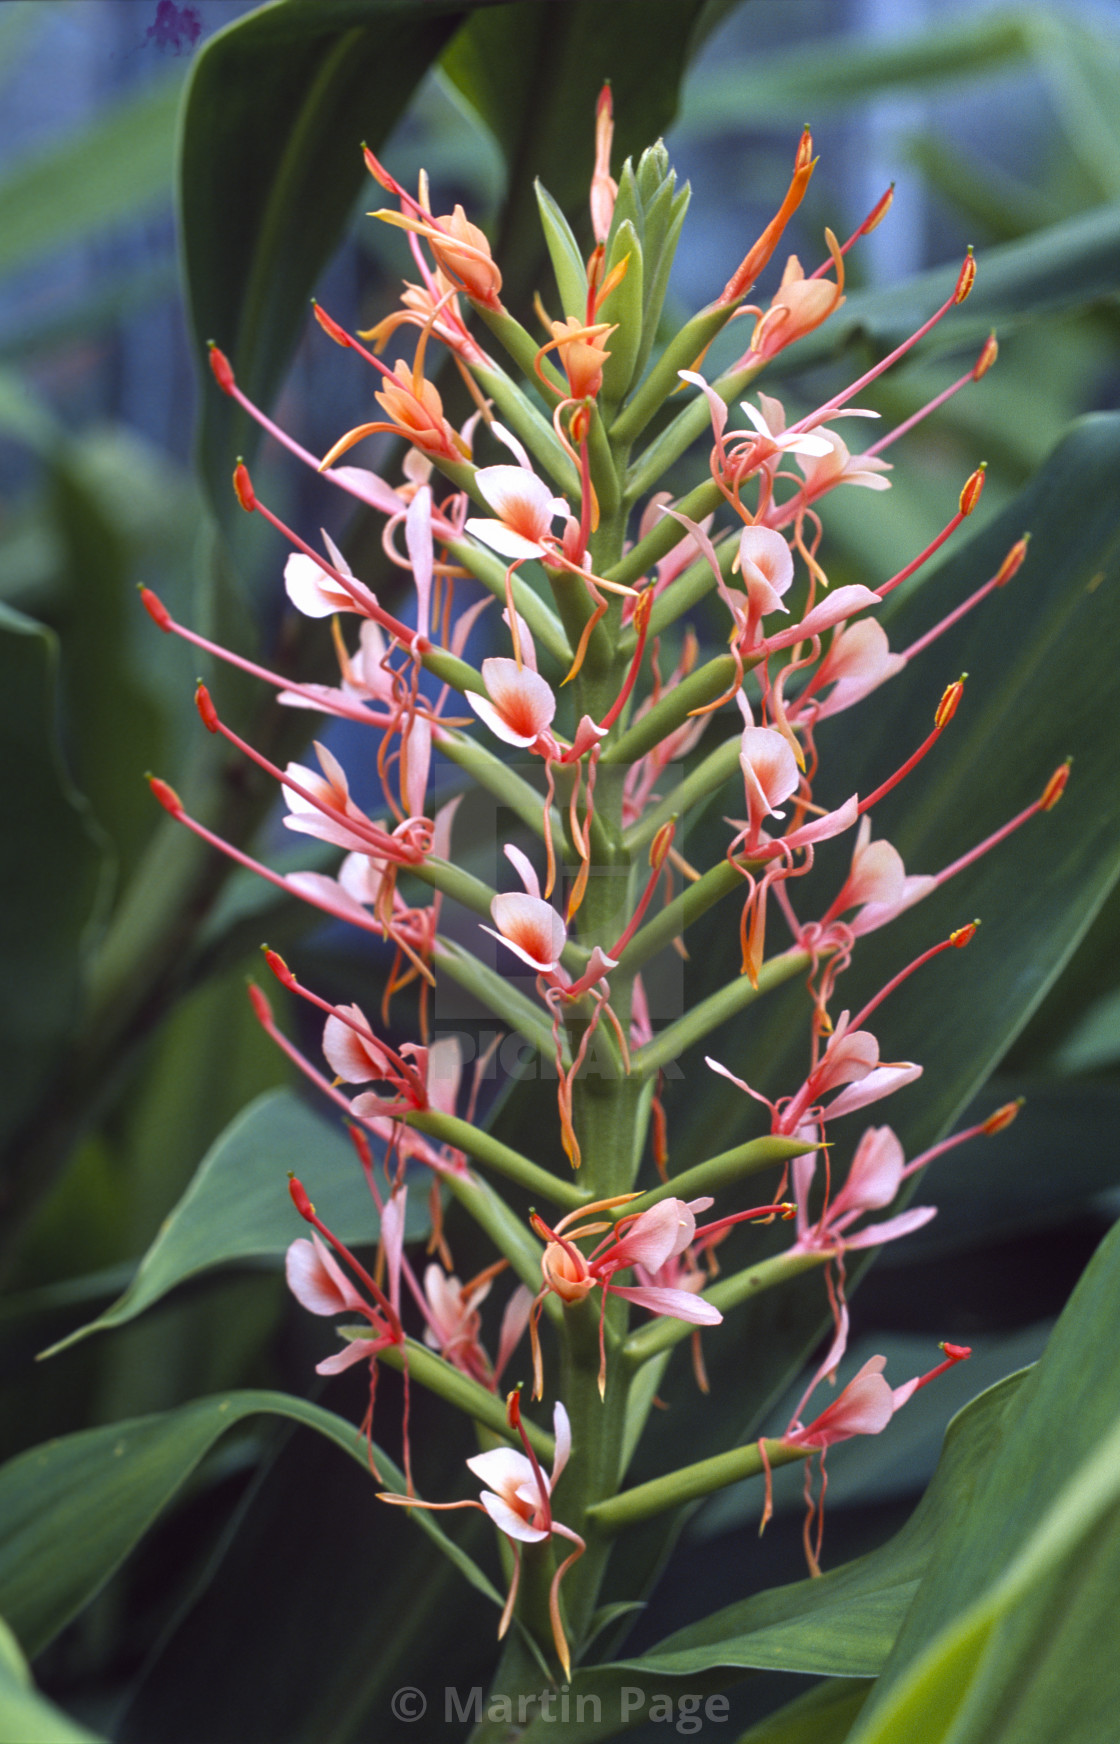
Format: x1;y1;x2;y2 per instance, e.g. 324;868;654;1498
181;0;470;517
41;1089;427;1356
755;202;1120;381
442;0;718;304
0;1614;107;1744
845;1217;1120;1744
617;1375;1023;1681
675;10;1032;126
510;1375;1024;1744
733;1679;873;1744
0;604;105;1159
0;75;181;278
0;1390;503;1663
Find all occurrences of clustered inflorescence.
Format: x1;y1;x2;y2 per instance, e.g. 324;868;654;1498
143;92;1066;1678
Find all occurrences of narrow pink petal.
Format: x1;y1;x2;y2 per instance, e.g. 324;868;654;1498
610;1284;723;1325
504;841;542;901
825;1062;923;1119
551;1401;572;1485
315;1339;382;1375
840;1125;905;1211
405;485;433;640
765;585;882;652
842;1205;937;1248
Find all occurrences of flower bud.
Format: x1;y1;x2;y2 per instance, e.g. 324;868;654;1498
208;343;236;394
233;461;255;512
935;675;967;728
994;534;1029;586
147;775;182;815
953;248;976;303
980;1098;1024;1135
1039;760;1071;811
139;586;172;631
959;463;987;516
973;333;998;379
194;683;219;733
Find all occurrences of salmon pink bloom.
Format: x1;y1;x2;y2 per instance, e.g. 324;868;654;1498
420;1262;532;1391
773;1344;971;1574
483;844;569;975
381;1397;584;1678
465;465;569;562
285;1181;408;1483
790;1125;936;1259
742;231;846;362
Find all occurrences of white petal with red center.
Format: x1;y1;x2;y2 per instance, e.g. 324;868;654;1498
487;892;566;971
478;658;556;743
737;525;794;615
478;1492;550;1542
740;727;799;823
284;553;355;617
467;1444;532;1493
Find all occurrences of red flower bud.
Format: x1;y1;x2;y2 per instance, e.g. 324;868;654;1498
208;343;236;395
139;586;172;631
233;462;255;512
195;683;219;733
147;775;182;815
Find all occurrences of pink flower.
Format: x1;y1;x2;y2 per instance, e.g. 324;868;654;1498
380;1398;585;1678
790;1125;936;1258
465;464;569;562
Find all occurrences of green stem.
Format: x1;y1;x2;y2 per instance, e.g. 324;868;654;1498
606;476;724;588
471;359;581;495
378;1337;554;1458
620;857;743;980
630;947;812;1075
621;356;767;501
623;732;740;854
600;655;740;767
585;1435;807;1536
443;536;572;667
623;1250;830;1366
632;1133;812;1209
432;937;560;1060
407;1109;586;1210
435;728;563;845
